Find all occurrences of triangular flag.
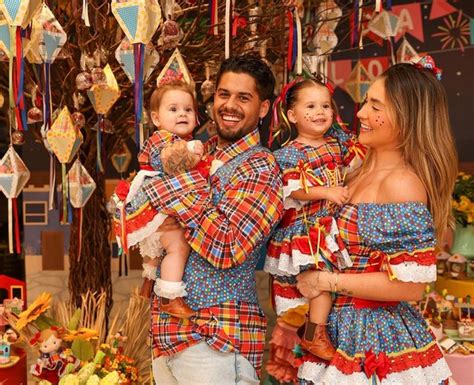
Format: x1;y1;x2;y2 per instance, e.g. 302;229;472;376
429;0;458;20
116;5;139;40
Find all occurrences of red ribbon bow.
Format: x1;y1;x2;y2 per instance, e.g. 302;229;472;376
30;332;42;346
115;180;131;201
295;159;324;193
364;349;390;381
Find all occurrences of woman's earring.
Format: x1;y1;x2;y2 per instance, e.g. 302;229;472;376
259;118;263;127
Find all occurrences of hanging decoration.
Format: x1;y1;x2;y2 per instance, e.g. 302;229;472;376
111;0;162;150
396;38;419;63
68;159;96;258
156;48;195;89
87;64;120;172
111;144;132;175
46;107;83;224
0;146;30;253
345;61;372;103
367;10;399;63
115;38;159;84
200;62;215;102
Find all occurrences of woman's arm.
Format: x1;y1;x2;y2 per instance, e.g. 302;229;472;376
296;270;426;302
290;186;349;205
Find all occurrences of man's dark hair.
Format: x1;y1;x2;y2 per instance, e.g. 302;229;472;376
216;54;275;101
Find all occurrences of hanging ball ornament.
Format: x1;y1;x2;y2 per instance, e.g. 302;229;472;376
162;19;182;49
72;111;86;129
91;67;107;85
200;80;215;102
76;71;93;90
11;130;25;146
27;107;43;124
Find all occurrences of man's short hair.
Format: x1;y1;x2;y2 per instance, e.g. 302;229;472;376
216;55;275;101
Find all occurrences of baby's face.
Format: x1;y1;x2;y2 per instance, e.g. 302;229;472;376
151;90;197;138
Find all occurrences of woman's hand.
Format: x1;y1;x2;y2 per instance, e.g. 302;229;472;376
296;270;323;299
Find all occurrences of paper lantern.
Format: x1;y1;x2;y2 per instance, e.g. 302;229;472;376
111;144;132;174
68;159;96;209
0;0;42;28
46;106;83;164
156;48;195;89
87;64;121;115
115;37;159;83
396;38;419;64
25;4;66;64
368;10;400;39
0;146;30;253
111;0;162;44
345;62;373;103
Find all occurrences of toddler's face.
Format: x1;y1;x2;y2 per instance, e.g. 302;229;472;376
151;90;197;138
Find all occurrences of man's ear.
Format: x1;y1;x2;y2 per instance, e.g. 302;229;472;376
258;99;271;119
287;109;297;124
150;111;160;127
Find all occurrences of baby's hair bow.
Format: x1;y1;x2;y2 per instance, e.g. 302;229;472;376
413;55;442;81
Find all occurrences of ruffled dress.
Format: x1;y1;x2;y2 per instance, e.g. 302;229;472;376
298;202;452;385
265;137;357;316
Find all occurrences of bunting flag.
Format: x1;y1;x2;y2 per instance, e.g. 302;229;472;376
344;61;373;103
429;0;458;21
392;3;424;43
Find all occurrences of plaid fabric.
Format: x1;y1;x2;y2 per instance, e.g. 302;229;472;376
151;298;267;373
138;130;176;170
145;129;283;372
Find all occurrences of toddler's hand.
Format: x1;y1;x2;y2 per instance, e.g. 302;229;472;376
187;140;204;157
325;186;349;205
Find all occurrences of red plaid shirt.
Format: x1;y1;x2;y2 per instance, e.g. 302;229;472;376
145;129;283;373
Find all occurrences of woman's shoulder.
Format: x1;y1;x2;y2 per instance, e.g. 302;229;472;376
378;168;427;204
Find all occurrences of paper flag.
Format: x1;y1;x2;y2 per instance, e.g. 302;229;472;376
111;143;132;173
313;23;338;55
25;4;67;64
429;0;458;21
111;0;162;44
368;10;400;39
392;3;424;43
0;16;11;59
68;159;96;208
46;106;83;164
0;147;30;198
156;48;195;89
0;0;42;28
396;38;419;63
87;64;121;115
344;62;373;103
115;37;159;83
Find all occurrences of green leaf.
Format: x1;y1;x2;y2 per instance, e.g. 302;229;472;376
67;309;82;331
71;338;94;361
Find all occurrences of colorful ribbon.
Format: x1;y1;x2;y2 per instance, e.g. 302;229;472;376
296;159;324;194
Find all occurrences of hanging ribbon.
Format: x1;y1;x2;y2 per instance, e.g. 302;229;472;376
133;43;145;150
232;15;247;36
208;0;218;35
375;0;382;13
82;0;91;27
295;9;302;75
97;114;104;172
224;0;232;58
7;198;13;254
286;10;295;71
358;0;364;49
268;79;297;147
77;208;82;260
61;163;68;224
351;1;359;48
295;159;324;194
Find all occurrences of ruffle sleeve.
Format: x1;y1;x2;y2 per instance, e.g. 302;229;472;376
327;123;366;171
358;202;437;283
274;145;319;210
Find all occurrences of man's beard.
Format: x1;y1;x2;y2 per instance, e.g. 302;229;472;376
215;107;256;143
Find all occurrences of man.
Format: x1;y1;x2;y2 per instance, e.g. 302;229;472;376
144;55;284;384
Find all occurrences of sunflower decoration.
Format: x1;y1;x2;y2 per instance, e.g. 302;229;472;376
15;292;52;330
63;327;99;342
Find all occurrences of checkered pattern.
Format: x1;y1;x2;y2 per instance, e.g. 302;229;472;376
145;129;283;373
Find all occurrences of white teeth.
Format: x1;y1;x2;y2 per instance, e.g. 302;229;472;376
222;114;240;122
360;123;372;131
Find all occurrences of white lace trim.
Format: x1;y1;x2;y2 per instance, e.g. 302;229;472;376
142;263;158;280
266;250;315;276
298;355;451;385
127;212;167;247
263;257;291;277
154;279;187;299
283;179;312;210
139;231;164;259
390;262;436;283
275;295;308;316
126;170;160;203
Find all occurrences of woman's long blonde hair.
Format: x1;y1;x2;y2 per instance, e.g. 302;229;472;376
376;63;457;240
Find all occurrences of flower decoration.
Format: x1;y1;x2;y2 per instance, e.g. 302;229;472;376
63;327;99;342
452;172;474;227
15;292;51;330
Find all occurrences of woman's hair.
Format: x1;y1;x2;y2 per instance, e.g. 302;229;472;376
149;81;196;112
378;63;457;239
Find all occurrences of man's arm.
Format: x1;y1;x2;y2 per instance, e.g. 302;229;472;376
144;154;283;269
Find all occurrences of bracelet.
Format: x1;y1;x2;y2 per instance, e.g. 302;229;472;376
333;272;339;293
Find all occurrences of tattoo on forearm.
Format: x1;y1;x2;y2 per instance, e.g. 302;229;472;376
339;288;353;296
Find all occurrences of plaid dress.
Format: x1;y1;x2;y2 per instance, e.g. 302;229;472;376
298;202;452;385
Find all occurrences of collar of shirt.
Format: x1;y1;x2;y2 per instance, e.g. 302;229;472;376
212;128;260;163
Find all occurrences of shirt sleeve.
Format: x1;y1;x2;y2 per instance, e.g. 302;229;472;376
138;131;175;172
358;202;437;283
144;153;283;269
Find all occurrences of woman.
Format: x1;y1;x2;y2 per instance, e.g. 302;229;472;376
295;58;457;384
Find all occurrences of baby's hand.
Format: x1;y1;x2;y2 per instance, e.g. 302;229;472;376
187;140;204;157
325;186;349;205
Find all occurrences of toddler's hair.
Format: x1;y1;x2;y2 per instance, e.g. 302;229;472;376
149;81;196;112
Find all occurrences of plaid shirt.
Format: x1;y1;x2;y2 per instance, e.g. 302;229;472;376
145;129;283;373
